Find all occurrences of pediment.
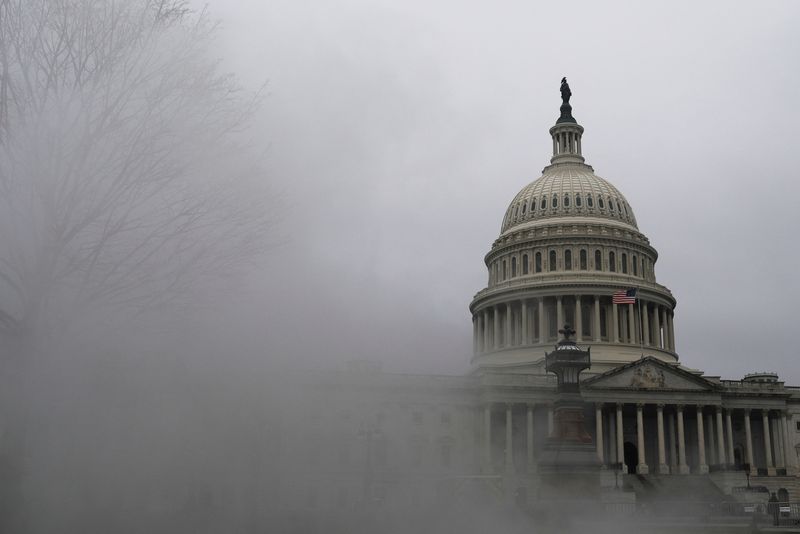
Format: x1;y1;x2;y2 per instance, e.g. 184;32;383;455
583;357;715;392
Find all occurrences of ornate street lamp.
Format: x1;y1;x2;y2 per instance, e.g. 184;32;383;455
544;324;592;442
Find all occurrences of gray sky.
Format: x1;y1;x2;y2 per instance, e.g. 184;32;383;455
201;0;800;383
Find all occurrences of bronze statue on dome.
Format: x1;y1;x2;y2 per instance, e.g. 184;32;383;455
560;77;572;105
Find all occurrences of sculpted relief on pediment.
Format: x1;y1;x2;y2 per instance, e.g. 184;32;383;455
587;361;710;391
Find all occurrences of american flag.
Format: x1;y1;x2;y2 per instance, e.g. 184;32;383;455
612;288;637;304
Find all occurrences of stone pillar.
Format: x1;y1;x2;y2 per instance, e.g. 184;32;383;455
697;406;708;474
527;404;535;472
473;315;478;356
538;299;545;343
557;296;564;329
706;414;717;466
576;296;583;342
669;411;678;473
744;409;755;472
725;409;735;468
483;310;490;352
484;404;492;471
521;299;528;346
595;404;604;465
657;404;668;474
662;308;670;351
505;404;513;472
668;312;676;351
505;303;512;347
762;410;774;474
616;403;626;473
642;303;650;346
782;412;795;469
677;405;689;474
636;403;649;474
628;303;636;344
609;409;618;464
493;307;501;349
716;407;726;467
773;417;785;469
612;302;620;343
547;405;554;437
593;296;601;342
653;304;661;348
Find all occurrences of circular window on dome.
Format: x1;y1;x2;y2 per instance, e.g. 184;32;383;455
587;195;593;208
598;197;605;209
564;194;570;207
576;195;582;207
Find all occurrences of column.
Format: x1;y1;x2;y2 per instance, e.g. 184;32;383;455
476;314;483;355
521;299;528;346
669;410;678;473
547;405;554;437
706;414;717;466
716;407;726;467
661;308;670;351
725;409;735;468
505;303;512;347
762;410;774;474
616;403;626;473
484;404;492;471
556;296;564;329
653;304;661;348
612;303;620;343
677;405;689;474
593;296;601;342
628;303;636;344
668;312;676;351
744;409;755;473
657;404;668;474
538;299;545;343
773;417;785;469
527;404;535;472
493;307;501;349
696;406;708;474
782;412;795;469
472;315;477;356
595;404;604;465
642;303;650;346
636;403;649;474
576;296;583;342
483;310;490;352
505;404;513;472
609;409;618;465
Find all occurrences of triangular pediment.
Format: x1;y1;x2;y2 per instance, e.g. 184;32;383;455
583;357;716;392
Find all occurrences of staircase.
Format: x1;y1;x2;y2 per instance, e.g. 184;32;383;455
624;474;728;504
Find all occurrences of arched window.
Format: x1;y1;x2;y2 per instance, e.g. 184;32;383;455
609;199;616;212
598;197;605;209
541;198;547;210
552;195;558;208
587;194;594;208
580;249;587;270
609;251;616;272
502;259;507;280
632;255;638;276
564;194;570;207
564;249;572;270
535;251;542;273
523;254;529;274
521;202;526;214
492;263;497;283
621;253;628;274
531;198;537;212
594;250;602;271
641;258;645;278
549;250;557;272
576;195;582;207
511;257;517;277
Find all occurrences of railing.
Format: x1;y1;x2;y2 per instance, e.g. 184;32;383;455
601;500;800;525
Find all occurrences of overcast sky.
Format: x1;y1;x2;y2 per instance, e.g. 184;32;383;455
198;0;800;383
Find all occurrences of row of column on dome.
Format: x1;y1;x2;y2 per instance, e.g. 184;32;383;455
489;247;655;287
472;295;675;354
481;402;796;476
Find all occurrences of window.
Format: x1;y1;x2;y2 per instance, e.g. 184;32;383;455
541;198;547;210
594;250;602;271
587;195;594;208
535;252;542;273
633;255;638;276
564;194;570;207
564;249;572;270
549;250;557;272
502;260;507;280
511;257;517;277
598;197;605;209
576;195;582;207
522;254;529;275
531;198;537;212
580;249;587;270
609;251;616;272
642;258;645;278
795;420;800;432
621;253;628;274
521;202;526;214
552;195;558;208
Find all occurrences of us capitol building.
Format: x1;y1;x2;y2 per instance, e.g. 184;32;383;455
275;81;800;522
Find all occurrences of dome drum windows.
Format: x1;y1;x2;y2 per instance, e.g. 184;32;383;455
621;253;628;274
594;250;602;271
563;194;570;208
587;194;594;208
609;251;616;272
564;249;572;271
598;197;605;209
552;195;558;209
523;254;529;275
511;257;517;277
541;198;547;210
535;252;542;273
633;255;638;276
575;195;582;207
549;250;557;272
580;249;587;270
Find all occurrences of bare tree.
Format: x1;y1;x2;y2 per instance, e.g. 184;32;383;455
0;0;272;350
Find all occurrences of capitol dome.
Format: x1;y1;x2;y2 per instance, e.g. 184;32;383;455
469;79;677;374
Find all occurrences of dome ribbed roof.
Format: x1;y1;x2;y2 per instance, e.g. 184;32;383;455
501;165;638;233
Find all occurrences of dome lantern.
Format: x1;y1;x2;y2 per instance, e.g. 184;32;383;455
549;78;585;165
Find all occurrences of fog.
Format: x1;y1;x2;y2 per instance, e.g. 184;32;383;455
1;0;799;532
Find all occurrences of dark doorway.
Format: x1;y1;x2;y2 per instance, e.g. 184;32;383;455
624;441;638;474
734;447;743;469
